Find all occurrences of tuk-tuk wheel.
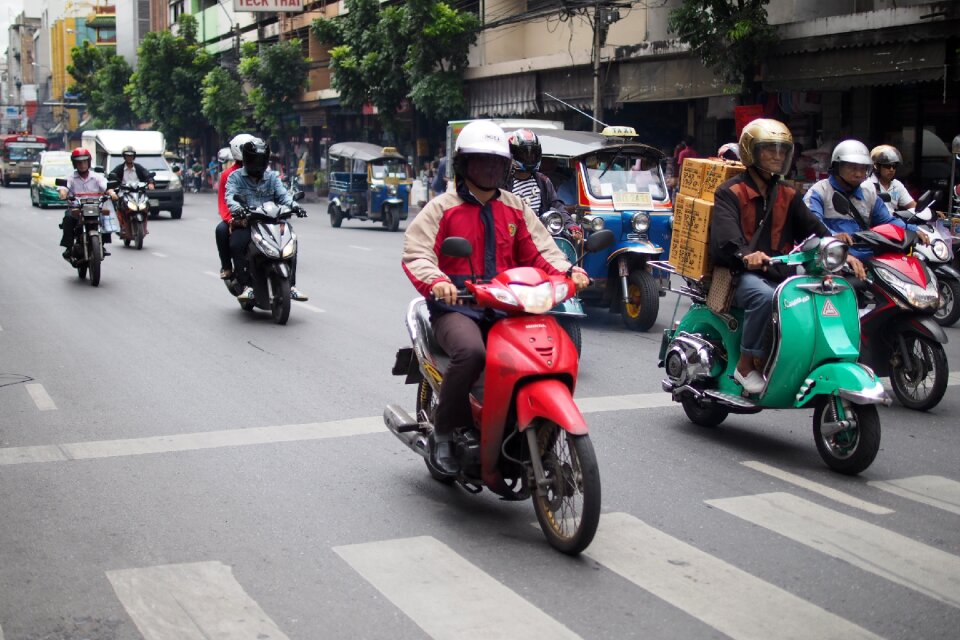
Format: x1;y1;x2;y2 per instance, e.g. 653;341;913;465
383;206;400;232
329;204;343;228
622;268;659;332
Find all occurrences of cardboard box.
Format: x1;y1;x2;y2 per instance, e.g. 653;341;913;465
671;195;712;245
678;158;711;197
700;161;745;202
669;238;711;280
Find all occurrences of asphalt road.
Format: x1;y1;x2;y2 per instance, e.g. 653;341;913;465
1;186;959;640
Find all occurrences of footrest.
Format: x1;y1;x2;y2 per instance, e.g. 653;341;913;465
703;389;757;409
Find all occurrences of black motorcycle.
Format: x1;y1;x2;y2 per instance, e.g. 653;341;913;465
116;179;153;250
56;178;116;287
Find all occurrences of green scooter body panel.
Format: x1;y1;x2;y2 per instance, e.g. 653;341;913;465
671;305;744;396
793;361;887;408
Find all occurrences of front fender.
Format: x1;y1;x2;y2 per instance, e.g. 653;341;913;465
607;244;662;265
893;315;948;344
794;362;890;408
515;379;587;435
329;197;342;209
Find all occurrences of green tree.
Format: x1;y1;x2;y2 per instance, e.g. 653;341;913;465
311;0;382;113
201;67;247;141
668;0;777;99
127;14;214;143
238;39;310;143
66;41;108;101
89;56;136;128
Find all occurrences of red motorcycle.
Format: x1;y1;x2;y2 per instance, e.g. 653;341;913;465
834;193;950;411
386;231;613;555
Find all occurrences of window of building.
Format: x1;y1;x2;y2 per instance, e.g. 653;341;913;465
169;1;184;23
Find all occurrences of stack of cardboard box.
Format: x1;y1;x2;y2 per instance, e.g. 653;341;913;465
669;158;746;279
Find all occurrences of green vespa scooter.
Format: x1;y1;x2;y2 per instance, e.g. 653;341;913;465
657;236;889;474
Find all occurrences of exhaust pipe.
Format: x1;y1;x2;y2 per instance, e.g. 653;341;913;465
383;404;428;457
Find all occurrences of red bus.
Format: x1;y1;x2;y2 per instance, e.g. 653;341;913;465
2;135;49;186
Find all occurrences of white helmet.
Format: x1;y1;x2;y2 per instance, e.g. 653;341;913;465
831;140;872;167
454;120;511;160
229;133;256;162
217;147;232;164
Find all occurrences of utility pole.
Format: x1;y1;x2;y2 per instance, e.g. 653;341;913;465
591;3;621;132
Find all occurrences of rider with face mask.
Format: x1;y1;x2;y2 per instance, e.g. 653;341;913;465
401;120;589;477
225;137;308;302
804;140;928;260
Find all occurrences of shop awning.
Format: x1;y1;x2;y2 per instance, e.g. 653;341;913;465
618;57;733;103
763;41;946;91
539;67;618;113
467;74;538;118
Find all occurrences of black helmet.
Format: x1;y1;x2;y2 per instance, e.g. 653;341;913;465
241;138;269;178
508;128;542;173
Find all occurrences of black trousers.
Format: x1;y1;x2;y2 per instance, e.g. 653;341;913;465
215;221;231;271
432;311;486;437
229;227;297;287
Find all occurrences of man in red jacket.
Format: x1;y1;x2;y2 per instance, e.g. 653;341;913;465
402;120;588;477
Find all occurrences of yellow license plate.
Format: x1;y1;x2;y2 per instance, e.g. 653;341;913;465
612;191;652;209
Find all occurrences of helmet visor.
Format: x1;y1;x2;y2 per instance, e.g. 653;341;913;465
512;144;541;172
754;142;794;175
245;153;269;177
465;154;510;190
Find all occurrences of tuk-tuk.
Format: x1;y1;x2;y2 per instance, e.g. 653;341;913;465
327;142;411;232
536;126;673;332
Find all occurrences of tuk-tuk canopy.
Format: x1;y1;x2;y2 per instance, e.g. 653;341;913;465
529;128;664;161
328;142;405;163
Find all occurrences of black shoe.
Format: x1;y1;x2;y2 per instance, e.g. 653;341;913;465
428;434;460;478
62;249;71;260
103;249;111;256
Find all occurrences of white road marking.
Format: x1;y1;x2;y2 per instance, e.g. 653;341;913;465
576;392;676;413
707;492;960;608
203;270;221;278
0;416;384;466
868;475;960;516
585;512;882;640
25;383;57;411
349;245;371;251
950;371;960;386
335;536;580;640
297;303;325;313
741;461;893;514
151;252;167;258
108;561;289;640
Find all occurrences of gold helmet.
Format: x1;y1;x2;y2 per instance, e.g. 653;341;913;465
739;118;794;175
870;144;902;166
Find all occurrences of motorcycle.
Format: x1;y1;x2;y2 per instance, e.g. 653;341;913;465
895;191;960;327
115;180;152;250
831;192;949;412
540;209;587;356
385;230;615;555
657;235;888;475
224;193;306;325
56;178;116;287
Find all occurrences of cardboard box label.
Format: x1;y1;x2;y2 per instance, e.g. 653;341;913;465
671;195;713;245
700;162;745;202
669;239;711;279
679;158;711;197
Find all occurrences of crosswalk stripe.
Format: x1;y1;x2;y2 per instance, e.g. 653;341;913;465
741;461;893;514
706;492;960;608
25;383;57;411
585;512;882;640
151;252;167;258
868;475;960;516
107;561;289;640
335;536;581;640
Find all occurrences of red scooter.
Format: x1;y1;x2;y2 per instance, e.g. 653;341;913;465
386;231;613;555
833;193;949;411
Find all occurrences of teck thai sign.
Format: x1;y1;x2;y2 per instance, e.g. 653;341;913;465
233;0;304;12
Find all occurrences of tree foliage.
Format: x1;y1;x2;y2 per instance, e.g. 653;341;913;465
66;41;107;101
238;39;310;142
89;56;136;128
201;67;247;140
128;14;214;143
668;0;777;98
311;0;478;126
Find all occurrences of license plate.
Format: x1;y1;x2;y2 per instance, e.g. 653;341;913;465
149;199;159;208
612;191;652;210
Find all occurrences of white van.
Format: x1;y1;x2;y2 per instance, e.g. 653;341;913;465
81;129;184;219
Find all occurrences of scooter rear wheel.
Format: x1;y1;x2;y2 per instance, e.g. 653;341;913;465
681;395;729;428
889;335;948;411
813;396;880;475
531;423;601;555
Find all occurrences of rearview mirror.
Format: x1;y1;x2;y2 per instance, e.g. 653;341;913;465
293;191;305;202
93;166;105;174
233;194;247;205
55;178;67;187
107;179;119;190
914;190;936;212
831;192;852;216
149;171;156;178
440;236;472;258
585;229;615;253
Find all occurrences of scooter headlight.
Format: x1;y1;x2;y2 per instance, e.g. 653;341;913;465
819;238;848;273
281;235;297;258
540;211;564;235
583;215;605;232
554;282;570;303
509;282;555;314
631;212;651;233
874;264;940;309
251;231;281;258
931;239;950;261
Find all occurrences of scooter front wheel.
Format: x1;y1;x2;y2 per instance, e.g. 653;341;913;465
813;396;880;475
270;275;291;325
531;423;601;555
889;335;948;411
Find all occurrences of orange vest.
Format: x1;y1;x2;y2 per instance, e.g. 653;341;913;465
728;178;797;255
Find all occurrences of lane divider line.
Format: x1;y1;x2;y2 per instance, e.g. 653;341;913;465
741;461;893;515
24;383;57;411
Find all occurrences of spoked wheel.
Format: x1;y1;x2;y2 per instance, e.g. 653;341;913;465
556;316;582;358
88;236;102;287
681;395;729;427
813;396;881;475
622;268;659;332
531;422;601;555
934;278;960;326
416;380;455;484
270;275;291;325
889;334;948;411
133;220;144;250
329;204;343;228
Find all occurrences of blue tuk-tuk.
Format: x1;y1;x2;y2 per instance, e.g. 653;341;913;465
327;142;412;232
535;126;673;332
